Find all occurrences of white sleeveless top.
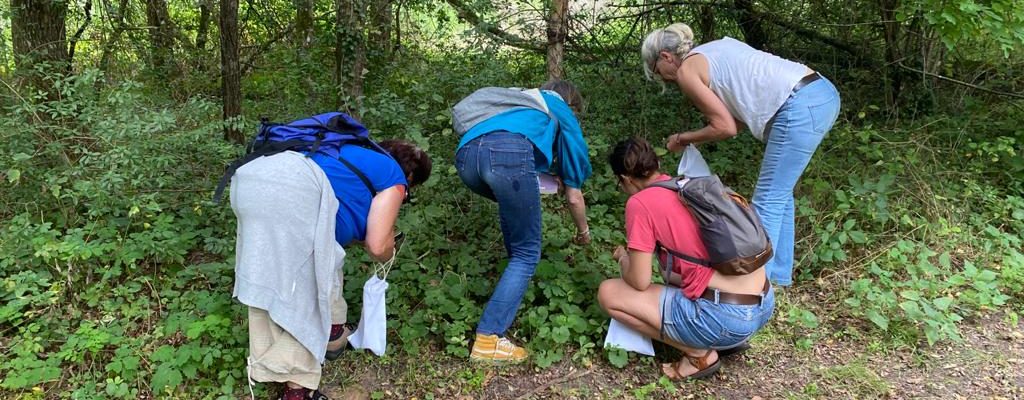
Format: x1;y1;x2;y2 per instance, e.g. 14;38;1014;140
688;37;808;142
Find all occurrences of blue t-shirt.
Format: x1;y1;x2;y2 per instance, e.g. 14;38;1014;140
309;146;407;246
456;91;592;188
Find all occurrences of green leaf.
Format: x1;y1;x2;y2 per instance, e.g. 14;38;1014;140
607;347;629;368
933;297;954;311
6;169;20;184
151;364;183;391
900;301;925;319
843;219;856;231
867;310;889;330
900;290;921;300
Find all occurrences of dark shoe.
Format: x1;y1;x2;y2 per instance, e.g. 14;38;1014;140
280;386;330;400
325;323;356;361
718;341;751;357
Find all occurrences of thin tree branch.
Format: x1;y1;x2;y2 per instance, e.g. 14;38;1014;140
68;0;94;67
599;0;872;63
444;0;544;52
898;62;1024;100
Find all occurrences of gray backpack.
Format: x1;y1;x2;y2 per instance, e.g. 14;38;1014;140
649;176;773;276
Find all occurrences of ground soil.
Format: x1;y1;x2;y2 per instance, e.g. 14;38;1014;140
319;288;1024;400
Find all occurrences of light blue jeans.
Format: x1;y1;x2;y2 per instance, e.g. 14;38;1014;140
659;286;776;349
455;131;543;336
754;77;841;286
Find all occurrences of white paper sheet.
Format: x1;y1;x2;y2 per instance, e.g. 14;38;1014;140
603;319;655;356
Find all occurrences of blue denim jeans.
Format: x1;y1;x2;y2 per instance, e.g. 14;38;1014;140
659;286;775;349
455;131;542;336
754;77;841;286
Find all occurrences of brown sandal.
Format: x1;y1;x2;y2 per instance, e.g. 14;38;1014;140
661;350;721;380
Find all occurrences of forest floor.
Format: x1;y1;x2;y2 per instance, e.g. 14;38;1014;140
317;286;1024;400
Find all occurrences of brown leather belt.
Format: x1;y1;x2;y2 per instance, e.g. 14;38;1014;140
762;72;822;141
700;280;771;306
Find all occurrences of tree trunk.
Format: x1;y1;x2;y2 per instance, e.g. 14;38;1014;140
146;0;176;74
697;4;715;43
393;1;402;50
369;0;392;55
196;0;213;50
734;0;767;50
220;0;243;143
879;0;902;106
546;0;568;80
11;0;69;75
335;0;366;114
294;0;314;48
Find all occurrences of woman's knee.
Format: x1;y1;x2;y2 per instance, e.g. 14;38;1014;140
597;279;627;312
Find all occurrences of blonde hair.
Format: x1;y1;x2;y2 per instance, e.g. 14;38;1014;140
641;23;696;81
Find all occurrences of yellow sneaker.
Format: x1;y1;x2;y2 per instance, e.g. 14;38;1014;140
470;334;528;364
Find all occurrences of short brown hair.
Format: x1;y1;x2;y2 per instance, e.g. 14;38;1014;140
540;80;584;114
609;137;659;179
380;140;432;187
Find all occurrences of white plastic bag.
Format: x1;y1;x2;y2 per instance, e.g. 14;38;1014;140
603;319;655;356
347;255;394;356
677;144;712;178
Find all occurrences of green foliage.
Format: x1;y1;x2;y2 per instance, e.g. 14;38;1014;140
1;68;245;398
904;0;1024;56
2;47;1022;398
800;118;1022;346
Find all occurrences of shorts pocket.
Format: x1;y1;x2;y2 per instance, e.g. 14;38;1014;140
703;302;764;348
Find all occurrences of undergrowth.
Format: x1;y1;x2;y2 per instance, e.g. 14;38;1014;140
1;56;1022;398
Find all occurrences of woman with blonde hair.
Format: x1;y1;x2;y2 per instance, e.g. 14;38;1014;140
641;23;841;286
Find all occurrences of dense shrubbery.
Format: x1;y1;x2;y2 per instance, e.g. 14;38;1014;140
1;54;1022;398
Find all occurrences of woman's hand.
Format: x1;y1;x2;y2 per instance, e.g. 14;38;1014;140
573;230;592;245
612;245;628;264
666;133;690;153
565;187;590;245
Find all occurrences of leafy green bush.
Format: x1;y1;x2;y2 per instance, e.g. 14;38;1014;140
2;54;1022;398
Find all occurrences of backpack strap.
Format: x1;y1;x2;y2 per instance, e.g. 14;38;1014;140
338;156;378;198
656;241;711;267
646;177;694;192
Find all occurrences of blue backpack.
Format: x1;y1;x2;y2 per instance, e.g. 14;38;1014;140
213;112;390;203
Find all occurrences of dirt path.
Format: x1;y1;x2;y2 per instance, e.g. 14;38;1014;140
320;303;1023;399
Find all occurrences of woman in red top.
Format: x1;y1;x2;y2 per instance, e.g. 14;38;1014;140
598;137;775;380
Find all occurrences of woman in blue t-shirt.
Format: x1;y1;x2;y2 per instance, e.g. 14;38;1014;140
454;80;593;364
232;139;431;400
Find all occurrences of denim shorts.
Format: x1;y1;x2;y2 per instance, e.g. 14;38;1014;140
659;285;775;349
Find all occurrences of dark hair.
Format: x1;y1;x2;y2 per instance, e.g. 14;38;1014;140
540;79;584;114
609;137;660;179
380;140;432;187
